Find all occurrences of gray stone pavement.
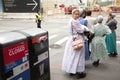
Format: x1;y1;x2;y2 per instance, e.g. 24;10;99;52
51;56;120;80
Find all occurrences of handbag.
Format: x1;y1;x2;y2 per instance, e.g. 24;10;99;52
72;36;84;50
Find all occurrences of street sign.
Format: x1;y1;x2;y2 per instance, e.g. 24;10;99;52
2;0;40;12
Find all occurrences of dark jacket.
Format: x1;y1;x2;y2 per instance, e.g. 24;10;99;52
106;19;117;32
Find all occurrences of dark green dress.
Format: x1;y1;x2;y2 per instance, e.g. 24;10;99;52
105;19;117;54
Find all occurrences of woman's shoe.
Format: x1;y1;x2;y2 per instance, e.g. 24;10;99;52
76;72;86;79
69;73;76;76
92;61;97;66
108;53;114;57
92;60;99;67
109;53;117;57
96;59;99;65
113;52;118;57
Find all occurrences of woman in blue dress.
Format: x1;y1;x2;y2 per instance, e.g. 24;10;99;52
79;9;90;60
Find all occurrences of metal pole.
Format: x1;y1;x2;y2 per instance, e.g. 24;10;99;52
40;0;43;13
40;0;41;10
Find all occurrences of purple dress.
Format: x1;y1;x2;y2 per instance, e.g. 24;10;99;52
62;18;86;74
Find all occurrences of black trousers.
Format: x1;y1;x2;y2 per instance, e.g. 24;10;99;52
37;20;41;28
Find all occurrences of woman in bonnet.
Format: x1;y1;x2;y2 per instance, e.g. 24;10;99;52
62;9;89;79
105;12;118;57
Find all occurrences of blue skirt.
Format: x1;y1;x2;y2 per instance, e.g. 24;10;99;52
84;41;90;60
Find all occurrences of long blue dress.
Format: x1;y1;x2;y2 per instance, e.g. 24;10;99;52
79;17;90;60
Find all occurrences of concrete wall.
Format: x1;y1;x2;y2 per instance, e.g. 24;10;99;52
42;1;64;15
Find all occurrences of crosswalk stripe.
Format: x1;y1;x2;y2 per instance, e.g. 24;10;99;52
54;37;68;45
49;34;57;40
0;30;6;32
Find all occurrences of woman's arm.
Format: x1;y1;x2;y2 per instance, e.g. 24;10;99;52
72;20;88;34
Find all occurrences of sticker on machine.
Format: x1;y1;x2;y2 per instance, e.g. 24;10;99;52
3;40;29;65
33;51;48;65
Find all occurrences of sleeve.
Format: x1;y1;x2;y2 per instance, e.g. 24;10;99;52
90;26;95;34
71;20;85;34
106;21;111;27
105;25;111;34
106;19;117;30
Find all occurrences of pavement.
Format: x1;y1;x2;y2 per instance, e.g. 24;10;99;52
50;52;120;80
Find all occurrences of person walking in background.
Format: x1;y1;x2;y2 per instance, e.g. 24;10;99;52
105;12;118;57
90;15;111;67
85;10;97;29
62;9;89;79
79;9;90;61
36;11;43;28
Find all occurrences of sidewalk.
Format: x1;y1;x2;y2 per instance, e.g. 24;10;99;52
50;54;120;80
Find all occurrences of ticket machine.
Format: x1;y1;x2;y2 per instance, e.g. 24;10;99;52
0;32;30;80
15;28;50;80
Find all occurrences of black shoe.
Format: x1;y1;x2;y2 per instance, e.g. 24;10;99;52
92;61;97;65
89;51;91;56
96;59;99;65
76;72;86;79
108;53;114;57
113;52;118;57
109;53;117;57
92;60;99;67
69;73;76;76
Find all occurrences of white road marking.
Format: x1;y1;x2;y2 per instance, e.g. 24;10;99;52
54;37;68;45
0;30;6;32
49;34;57;40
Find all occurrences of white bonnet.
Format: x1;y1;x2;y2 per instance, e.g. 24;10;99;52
97;15;103;22
72;9;79;14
